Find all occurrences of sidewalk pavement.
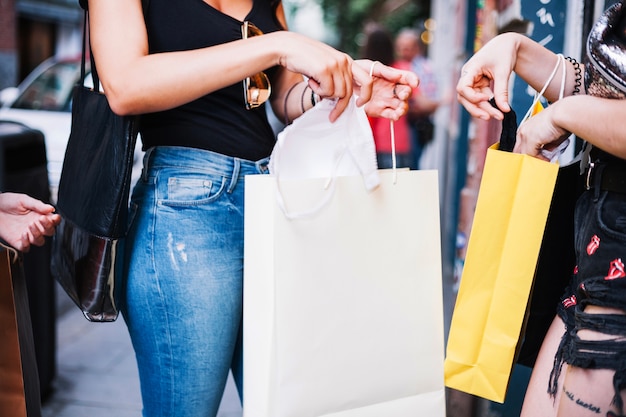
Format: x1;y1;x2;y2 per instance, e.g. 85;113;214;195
40;269;494;417
41;284;242;417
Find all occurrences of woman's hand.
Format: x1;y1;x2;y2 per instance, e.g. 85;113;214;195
514;104;570;160
0;193;61;252
353;59;419;121
456;35;521;121
275;31;357;121
276;42;418;122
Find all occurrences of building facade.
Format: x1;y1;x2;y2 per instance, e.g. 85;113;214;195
0;0;82;90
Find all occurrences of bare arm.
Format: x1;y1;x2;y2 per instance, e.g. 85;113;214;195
457;32;626;160
515;95;626;160
88;0;355;117
457;32;580;120
89;0;417;122
268;5;417;123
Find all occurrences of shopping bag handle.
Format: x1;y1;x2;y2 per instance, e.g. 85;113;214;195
370;61;399;183
273;138;372;220
489;98;517;153
270;94;380;220
491;54;567;159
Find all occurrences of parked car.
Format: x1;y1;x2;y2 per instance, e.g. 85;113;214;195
0;57;143;202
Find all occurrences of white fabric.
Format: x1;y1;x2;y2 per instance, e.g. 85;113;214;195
269;96;380;191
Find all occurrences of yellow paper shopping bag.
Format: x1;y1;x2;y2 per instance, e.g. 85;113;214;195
444;142;559;403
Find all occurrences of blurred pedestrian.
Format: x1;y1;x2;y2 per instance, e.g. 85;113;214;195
395;28;441;168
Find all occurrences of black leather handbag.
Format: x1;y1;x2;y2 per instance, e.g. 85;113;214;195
51;10;138;322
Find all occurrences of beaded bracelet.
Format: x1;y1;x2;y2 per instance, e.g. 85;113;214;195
565;56;582;95
300;84;320;113
283;82;300;125
300;84;308;114
311;89;319;107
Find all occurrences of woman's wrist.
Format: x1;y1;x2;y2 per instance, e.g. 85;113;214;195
283;81;321;124
283;81;317;124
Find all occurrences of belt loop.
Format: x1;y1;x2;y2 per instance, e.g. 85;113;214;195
256;157;270;174
228;158;241;194
592;162;605;201
141;147;155;181
585;162;595;190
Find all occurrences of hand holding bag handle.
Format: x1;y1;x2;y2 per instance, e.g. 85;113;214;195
514;54;585;368
444;54;568;402
269;62;400;220
489;53;583;368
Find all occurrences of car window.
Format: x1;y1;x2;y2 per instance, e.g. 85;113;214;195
12;62;81;112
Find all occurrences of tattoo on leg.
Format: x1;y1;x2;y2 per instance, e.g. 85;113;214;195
563;387;602;414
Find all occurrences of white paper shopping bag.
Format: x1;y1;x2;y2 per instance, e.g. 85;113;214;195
243;169;446;417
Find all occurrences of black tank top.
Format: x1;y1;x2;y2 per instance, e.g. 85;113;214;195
140;0;283;161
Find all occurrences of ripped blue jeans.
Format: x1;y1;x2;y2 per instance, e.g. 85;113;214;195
119;146;269;417
552;187;626;413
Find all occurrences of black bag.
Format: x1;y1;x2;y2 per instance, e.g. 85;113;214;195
51;10;138;322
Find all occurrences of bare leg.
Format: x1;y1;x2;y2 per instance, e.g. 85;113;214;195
556;306;626;417
520;315;567;417
557;367;617;416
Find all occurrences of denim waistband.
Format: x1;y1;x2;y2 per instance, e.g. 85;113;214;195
142;146;270;178
141;146;270;193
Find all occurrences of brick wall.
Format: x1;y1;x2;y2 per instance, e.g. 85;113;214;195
0;0;16;51
0;0;18;88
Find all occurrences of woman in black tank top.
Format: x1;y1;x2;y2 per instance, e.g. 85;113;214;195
85;1;418;416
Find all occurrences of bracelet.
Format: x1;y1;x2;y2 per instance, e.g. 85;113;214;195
369;60;379;77
565;56;582;95
283;82;299;125
300;84;308;114
310;89;318;107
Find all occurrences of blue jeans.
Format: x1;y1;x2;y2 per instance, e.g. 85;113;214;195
120;146;269;417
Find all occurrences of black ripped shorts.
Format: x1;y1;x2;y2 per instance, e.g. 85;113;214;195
550;185;626;413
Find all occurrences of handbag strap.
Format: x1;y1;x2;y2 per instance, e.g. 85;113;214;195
79;10;103;93
80;0;151;92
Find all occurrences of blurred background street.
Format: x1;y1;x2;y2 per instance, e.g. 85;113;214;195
0;0;609;416
41;285;243;417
